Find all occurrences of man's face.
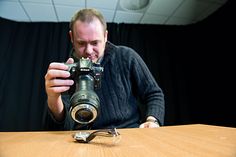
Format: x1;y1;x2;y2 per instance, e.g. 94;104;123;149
69;18;107;63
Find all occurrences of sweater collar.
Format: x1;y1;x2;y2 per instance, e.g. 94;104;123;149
100;41;116;66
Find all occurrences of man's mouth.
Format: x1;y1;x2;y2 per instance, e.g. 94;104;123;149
88;55;97;61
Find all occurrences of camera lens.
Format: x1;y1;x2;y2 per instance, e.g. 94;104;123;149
75;108;93;123
70;103;98;124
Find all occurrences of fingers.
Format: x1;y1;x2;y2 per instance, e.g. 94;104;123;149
45;69;70;80
47;78;74;86
45;61;72;80
139;122;160;128
66;57;74;64
47;62;69;71
45;61;74;96
45;77;74;96
46;86;71;95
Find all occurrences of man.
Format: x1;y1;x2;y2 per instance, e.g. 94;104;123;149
44;8;165;130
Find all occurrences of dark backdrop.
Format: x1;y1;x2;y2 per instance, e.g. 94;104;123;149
0;1;235;131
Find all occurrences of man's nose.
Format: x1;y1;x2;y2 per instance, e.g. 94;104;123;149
85;44;93;54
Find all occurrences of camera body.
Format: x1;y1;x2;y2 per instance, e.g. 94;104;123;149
66;58;103;125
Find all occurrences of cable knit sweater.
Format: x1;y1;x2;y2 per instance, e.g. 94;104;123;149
44;41;165;130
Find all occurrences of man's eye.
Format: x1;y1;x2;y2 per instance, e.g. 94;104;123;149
78;42;85;46
91;41;98;46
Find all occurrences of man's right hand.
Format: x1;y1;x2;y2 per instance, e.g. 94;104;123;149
44;58;74;121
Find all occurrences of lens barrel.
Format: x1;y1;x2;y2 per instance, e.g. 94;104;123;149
69;75;100;124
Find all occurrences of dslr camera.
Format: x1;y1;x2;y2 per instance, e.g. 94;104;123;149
66;58;103;125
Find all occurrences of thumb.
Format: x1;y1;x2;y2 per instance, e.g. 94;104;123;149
139;123;147;128
66;57;74;64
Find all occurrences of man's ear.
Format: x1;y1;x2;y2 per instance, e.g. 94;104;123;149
104;30;108;42
69;30;73;43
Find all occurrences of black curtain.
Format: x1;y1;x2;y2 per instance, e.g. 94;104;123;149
0;1;235;131
0;20;72;131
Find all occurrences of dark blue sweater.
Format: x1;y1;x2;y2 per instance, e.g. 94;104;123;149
44;42;164;130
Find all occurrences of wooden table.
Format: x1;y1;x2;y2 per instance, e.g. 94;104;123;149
0;124;235;157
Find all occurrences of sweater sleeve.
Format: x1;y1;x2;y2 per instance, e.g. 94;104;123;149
128;48;165;125
43;94;75;131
